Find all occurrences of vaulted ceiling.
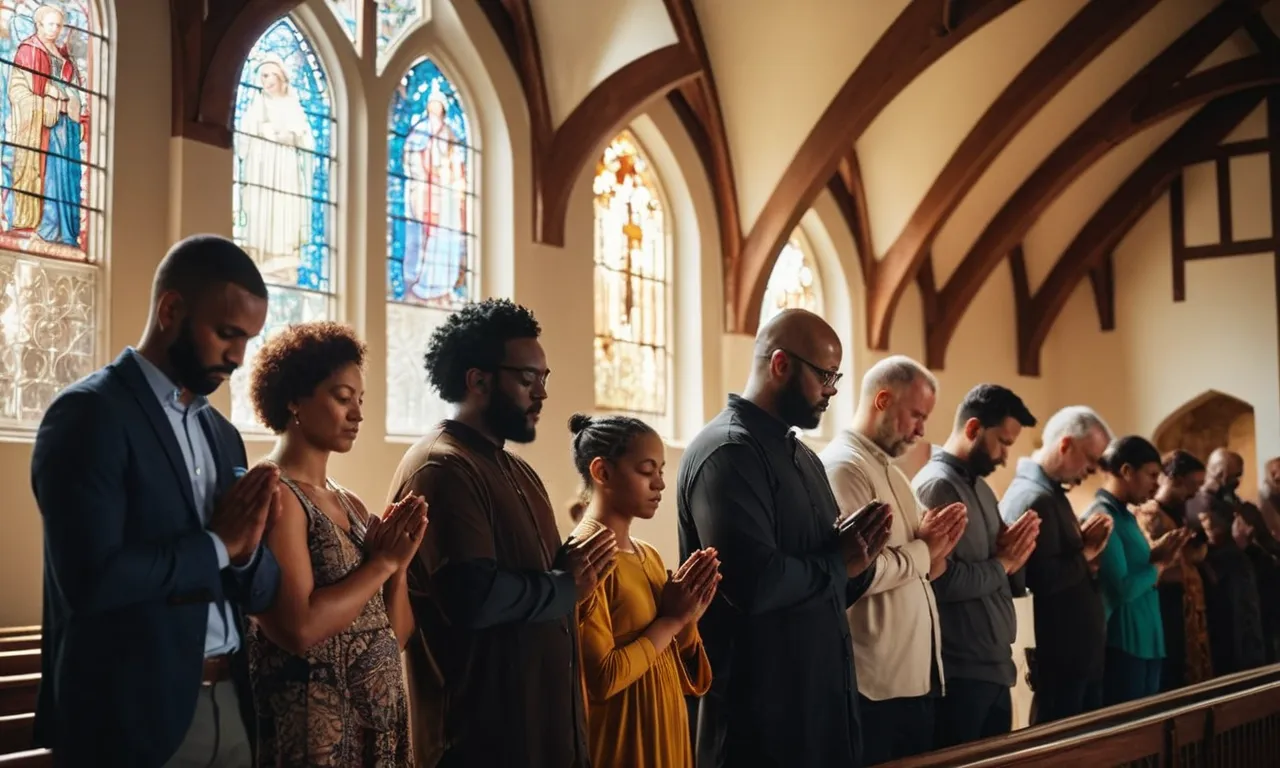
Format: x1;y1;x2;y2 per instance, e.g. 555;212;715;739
175;0;1280;374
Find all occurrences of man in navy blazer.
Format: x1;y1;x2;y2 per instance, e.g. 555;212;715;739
31;235;284;767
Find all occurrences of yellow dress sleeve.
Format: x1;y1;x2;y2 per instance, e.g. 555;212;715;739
578;565;661;702
675;620;712;697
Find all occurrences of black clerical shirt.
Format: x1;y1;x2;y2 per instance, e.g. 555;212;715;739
678;395;875;768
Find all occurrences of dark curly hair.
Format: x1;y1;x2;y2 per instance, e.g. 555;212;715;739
424;298;541;403
249;321;366;433
568;413;656;490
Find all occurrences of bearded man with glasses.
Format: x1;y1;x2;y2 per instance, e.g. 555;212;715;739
678;308;893;768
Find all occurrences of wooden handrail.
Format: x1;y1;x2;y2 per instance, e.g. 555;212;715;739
887;664;1280;766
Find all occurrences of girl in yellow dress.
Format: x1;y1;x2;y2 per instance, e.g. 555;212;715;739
567;412;719;768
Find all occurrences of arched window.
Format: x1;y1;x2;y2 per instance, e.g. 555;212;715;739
229;17;338;431
326;0;359;45
385;57;476;437
592;132;669;418
0;1;108;432
759;233;821;325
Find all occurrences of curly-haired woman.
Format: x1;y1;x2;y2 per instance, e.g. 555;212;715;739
247;321;426;767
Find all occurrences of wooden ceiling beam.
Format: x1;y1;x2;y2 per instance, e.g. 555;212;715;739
475;1;698;247
731;0;1020;335
171;0;304;148
864;0;1158;352
663;0;742;325
926;0;1272;370
1016;90;1266;376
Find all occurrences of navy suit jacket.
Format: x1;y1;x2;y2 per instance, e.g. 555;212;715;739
30;350;281;767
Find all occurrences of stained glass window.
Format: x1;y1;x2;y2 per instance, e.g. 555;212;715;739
593;132;668;416
377;0;421;65
0;1;108;431
386;57;477;436
229;17;337;430
760;234;820;324
326;0;359;46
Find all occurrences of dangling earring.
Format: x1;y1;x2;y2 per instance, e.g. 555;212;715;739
292;411;301;426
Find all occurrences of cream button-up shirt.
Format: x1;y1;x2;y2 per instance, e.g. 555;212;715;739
818;428;945;701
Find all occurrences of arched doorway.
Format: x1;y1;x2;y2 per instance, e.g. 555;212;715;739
1152;390;1257;502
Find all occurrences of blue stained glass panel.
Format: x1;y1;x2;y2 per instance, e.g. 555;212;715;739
326;0;359;46
232;17;336;293
386;57;475;307
377;0;421;62
0;1;107;263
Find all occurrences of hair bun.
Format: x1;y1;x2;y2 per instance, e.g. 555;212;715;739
568;412;593;434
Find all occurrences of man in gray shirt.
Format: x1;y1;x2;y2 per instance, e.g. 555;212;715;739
912;384;1040;748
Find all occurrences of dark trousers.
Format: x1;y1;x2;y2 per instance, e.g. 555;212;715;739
933;679;1011;749
859;694;935;766
1031;676;1103;726
1103;647;1162;707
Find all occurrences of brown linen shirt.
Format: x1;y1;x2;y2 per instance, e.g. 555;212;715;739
387;420;589;768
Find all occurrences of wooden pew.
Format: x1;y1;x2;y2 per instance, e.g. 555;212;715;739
0;749;50;767
0;676;37;720
0;714;33;755
0;640;37;655
0;653;38;679
0;632;36;641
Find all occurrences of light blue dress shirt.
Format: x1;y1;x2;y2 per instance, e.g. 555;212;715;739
129;348;244;657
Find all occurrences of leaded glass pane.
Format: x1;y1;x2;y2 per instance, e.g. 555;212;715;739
387;57;475;308
385;57;477;437
385;302;453;437
377;0;421;64
760;236;819;324
231;17;338;431
326;0;359;45
0;252;95;430
228;285;331;429
592;132;668;416
0;1;107;263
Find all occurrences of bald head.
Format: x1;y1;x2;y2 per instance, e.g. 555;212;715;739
754;308;841;365
1206;448;1244;494
1264;457;1280;498
747;308;843;430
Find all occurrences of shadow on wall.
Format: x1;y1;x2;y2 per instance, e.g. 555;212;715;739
1152;390;1257;503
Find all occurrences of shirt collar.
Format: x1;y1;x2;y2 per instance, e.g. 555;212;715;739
726;394;793;442
441;418;504;456
1095;488;1131;517
1014;457;1062;495
839;428;894;467
931;446;977;485
127;347;210;414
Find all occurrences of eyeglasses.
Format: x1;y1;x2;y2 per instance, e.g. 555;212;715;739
498;365;551;387
778;349;842;388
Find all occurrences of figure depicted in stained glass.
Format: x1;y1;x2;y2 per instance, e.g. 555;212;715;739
236;55;315;285
387;58;471;307
593;132;668;416
7;4;84;248
402;84;466;302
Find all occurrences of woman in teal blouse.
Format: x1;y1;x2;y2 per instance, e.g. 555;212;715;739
1090;436;1191;705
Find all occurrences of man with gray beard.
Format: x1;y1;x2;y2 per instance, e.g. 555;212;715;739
820;355;967;765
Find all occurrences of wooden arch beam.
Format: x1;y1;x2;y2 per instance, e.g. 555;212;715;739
864;0;1159;351
538;46;700;246
732;0;1020;335
171;0;306;148
1016;90;1266;376
663;0;742;320
477;1;701;247
925;0;1272;369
